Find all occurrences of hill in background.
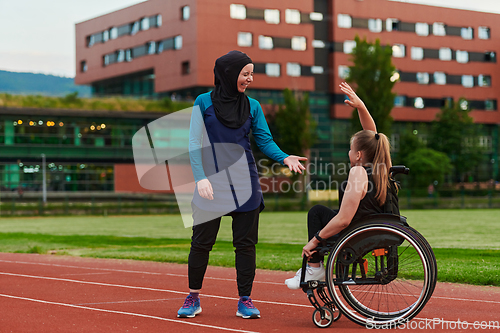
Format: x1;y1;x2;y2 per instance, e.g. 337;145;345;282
0;70;91;98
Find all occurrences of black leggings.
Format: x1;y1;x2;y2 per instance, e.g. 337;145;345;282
307;205;339;263
188;204;259;296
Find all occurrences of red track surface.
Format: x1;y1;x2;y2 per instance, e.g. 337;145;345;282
0;253;499;332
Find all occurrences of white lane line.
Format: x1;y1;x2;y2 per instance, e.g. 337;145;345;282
0;293;259;333
76;298;184;306
0;259;284;286
61;272;112;276
0;271;312;309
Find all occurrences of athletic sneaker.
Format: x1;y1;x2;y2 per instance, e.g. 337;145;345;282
285;264;325;290
177;295;202;318
236;296;261;319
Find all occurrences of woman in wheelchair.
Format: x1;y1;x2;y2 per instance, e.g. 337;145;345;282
285;82;392;289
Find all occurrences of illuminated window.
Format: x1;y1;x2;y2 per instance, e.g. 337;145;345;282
116;50;125;63
156;14;162;27
141;17;150;30
230;4;246;20
439;47;452;61
147;41;156;55
174;36;183;50
411;47;424;60
416;72;429;84
131;21;140;35
386;18;399;32
392;44;405;58
287;63;301;77
478;26;490;39
264;9;280;24
433;22;446;36
456;50;469;64
182;6;190;20
259;35;273;50
312;40;325;48
414;97;424;109
285;9;300;24
434;72;446;85
338;65;350;79
461;27;473;40
309;12;323;21
102;30;109;42
337;14;352;28
237;32;252;47
415;23;429;36
461;75;474;88
291;36;306;51
368;19;382;33
311;66;324;74
109;27;118;40
343;40;356;54
266;63;280;77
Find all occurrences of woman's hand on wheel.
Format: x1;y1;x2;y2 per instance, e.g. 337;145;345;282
302;238;319;258
284;155;307;174
339;82;365;109
197;179;214;200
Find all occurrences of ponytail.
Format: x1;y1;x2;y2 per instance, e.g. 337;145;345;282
351;130;392;206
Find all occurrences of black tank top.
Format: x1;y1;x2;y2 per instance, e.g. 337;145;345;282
338;166;384;222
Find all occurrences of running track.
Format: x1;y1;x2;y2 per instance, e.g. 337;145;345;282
0;253;499;332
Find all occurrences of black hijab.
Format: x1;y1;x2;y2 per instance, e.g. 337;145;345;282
211;50;252;129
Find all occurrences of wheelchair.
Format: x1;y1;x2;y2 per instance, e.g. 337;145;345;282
300;166;437;328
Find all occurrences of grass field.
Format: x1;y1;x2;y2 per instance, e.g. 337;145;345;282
1;209;499;286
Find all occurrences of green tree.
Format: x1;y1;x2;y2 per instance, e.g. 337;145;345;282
429;98;484;181
346;36;397;135
405;148;453;189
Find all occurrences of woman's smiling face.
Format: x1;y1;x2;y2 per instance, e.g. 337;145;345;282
237;63;254;93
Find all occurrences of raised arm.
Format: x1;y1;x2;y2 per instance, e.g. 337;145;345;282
339;82;377;132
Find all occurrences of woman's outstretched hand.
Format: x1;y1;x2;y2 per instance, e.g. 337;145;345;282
340;82;365;109
284;155;307;174
197;178;214;200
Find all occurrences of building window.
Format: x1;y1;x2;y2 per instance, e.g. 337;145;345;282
287;63;301;77
259;35;273;50
462;75;474;88
264;9;280;24
433;22;446;36
312;40;325;48
110;27;118;40
478;26;490;39
291;36;306;51
87;35;95;47
337;14;352;28
439;47;452;61
338;65;350;79
141;17;150;31
311;66;324;74
182;61;190;75
456;50;469;63
411;47;424;60
230;4;246;20
285;9;300;24
478;74;491;87
392;44;405;58
461;27;473;40
434;72;446;85
182;6;190;20
343;40;356;54
485;100;496;111
484;51;496;62
103;55;110;67
80;61;87;73
156;14;162;27
414;97;424;109
386;18;399;32
394;96;406;107
237;32;252;47
147;41;156;55
174;36;183;50
131;21;140;35
102;30;109;42
126;49;133;62
310;12;323;21
416;72;429;84
265;63;280;77
415;23;429;36
368;19;382;33
460;100;469;110
116;50;125;63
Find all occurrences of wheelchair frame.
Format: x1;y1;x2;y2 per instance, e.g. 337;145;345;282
299;166;438;328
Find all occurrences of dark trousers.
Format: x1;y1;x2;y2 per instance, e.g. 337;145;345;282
188;205;259;296
307;205;338;263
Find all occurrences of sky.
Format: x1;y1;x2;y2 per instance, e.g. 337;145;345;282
0;0;499;78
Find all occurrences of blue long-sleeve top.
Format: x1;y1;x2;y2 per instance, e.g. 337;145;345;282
189;92;288;183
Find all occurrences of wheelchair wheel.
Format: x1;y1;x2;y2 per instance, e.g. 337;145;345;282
312;307;335;328
326;222;435;327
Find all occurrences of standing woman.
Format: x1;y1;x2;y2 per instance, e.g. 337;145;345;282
178;50;306;319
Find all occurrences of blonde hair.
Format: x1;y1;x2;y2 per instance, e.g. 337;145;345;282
351;130;392;206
